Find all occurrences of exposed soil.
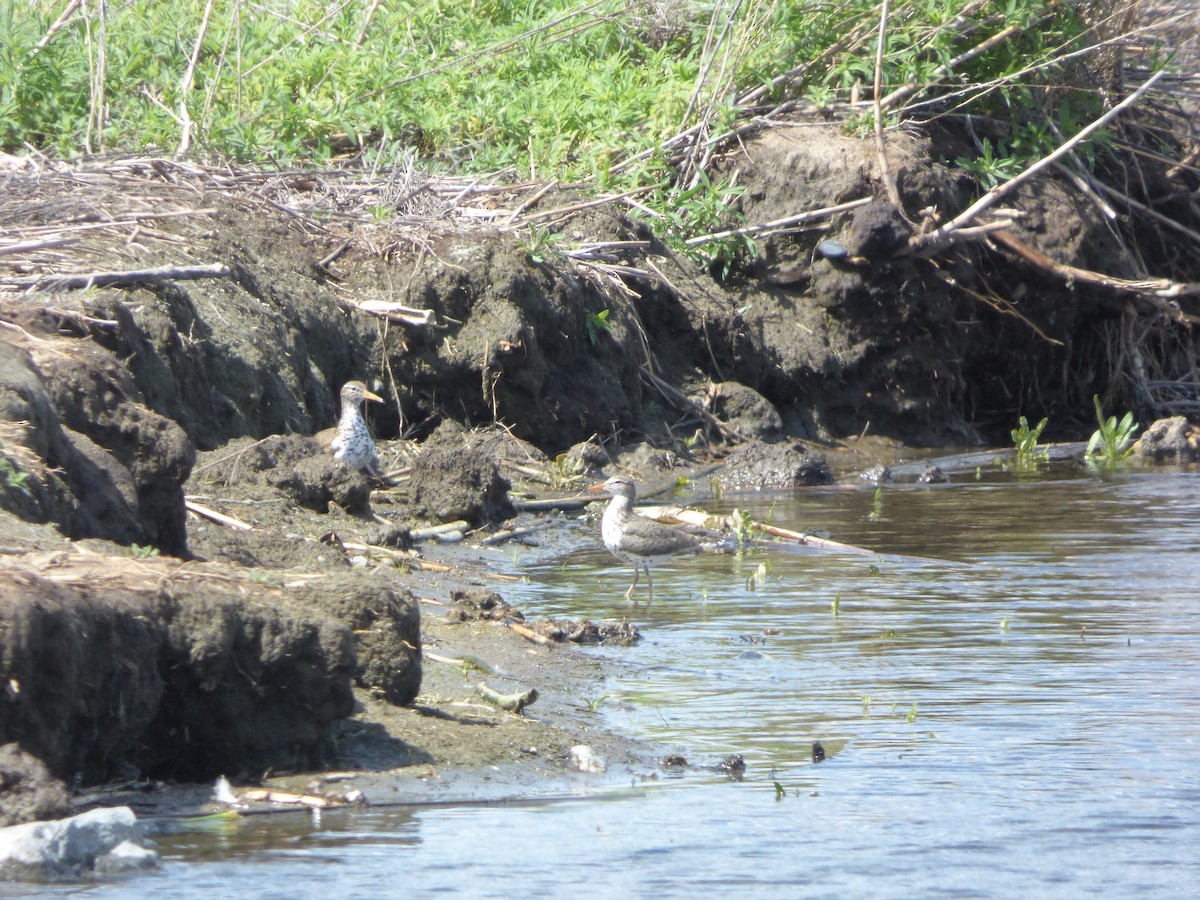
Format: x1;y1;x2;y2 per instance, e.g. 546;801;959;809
0;116;1197;823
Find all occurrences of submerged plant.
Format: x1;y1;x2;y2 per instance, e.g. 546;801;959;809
1085;394;1138;467
1011;414;1049;466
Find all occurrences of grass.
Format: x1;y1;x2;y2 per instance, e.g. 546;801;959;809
0;0;1108;250
1086;394;1139;467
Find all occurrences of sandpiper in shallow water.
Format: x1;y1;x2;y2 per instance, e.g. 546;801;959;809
331;380;384;475
589;474;704;604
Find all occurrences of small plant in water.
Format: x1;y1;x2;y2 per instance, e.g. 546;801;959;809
1011;414;1049;467
831;590;841;617
773;781;786;801
868;486;883;521
1085;394;1139;467
906;702;918;724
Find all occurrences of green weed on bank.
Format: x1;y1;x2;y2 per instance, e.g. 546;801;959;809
3;0;1099;255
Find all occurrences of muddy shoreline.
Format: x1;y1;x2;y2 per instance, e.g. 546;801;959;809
2;112;1198;841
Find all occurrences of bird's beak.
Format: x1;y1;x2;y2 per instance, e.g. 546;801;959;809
363;389;384;404
587;481;610;494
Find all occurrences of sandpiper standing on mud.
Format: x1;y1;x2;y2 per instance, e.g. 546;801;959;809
331;380;384;476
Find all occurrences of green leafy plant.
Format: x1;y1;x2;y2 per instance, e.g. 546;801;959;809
1085;394;1138;467
520;223;564;265
129;544;160;559
1011;414;1049;466
584;308;611;345
0;457;29;496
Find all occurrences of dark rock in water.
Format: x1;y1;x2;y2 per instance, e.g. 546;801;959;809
812;741;826;763
1135;416;1200;461
718;440;834;490
718;754;746;779
406;444;514;526
709;381;783;441
847;200;910;258
560;436;611;477
918;465;949;484
859;463;893;485
0;744;71;827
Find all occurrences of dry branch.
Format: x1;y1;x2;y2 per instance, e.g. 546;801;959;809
2;263;231;290
355;300;437;327
912;69;1167;254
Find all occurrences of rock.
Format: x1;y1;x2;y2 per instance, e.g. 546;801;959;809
406;444;513;526
559;437;611;477
708;382;783;440
718;441;834;490
0;806;159;879
0;744;70;827
1134;416;1200;461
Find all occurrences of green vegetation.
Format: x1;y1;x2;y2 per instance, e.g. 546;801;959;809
2;0;1104;261
1011;414;1049;467
1086;394;1139;467
0;455;29;495
584;308;612;345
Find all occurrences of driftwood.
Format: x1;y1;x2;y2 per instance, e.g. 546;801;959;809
506;619;554;646
638;504;876;556
3;263;231;290
476;682;538;714
355;299;437;327
424;651;498;675
184;499;254;531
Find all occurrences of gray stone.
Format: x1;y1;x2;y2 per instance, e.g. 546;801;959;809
0;806;159;879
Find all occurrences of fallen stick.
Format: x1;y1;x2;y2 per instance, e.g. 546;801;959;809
184;499;254;531
355;299;436;327
506;620;554;646
476;682;539;714
5;263;231;290
510;496;587;512
683;198;871;247
480;522;553;546
425;651;498;674
409;521;469;541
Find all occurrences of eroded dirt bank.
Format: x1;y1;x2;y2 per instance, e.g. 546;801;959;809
1;118;1198;824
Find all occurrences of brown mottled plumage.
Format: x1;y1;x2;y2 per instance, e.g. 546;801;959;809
589;475;703;604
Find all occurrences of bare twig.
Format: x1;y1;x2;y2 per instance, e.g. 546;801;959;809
872;0;906;219
684;197;872;247
185;499;254;531
177;0;217;157
912;69;1166;253
3;263;231;290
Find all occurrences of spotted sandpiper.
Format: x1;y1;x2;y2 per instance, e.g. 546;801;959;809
330;380;384;476
589;474;704;604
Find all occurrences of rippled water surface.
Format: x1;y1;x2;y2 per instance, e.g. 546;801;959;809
67;464;1200;897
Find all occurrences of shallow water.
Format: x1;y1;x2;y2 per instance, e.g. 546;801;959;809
50;463;1200;897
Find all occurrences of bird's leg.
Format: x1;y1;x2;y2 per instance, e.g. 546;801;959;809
645;563;654;605
624;564;639;601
